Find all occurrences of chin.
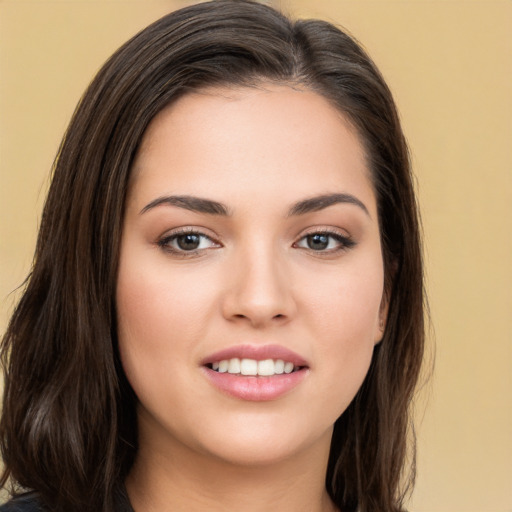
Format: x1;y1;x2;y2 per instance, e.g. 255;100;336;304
191;414;334;468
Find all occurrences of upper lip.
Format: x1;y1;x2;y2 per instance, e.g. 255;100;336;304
201;344;308;367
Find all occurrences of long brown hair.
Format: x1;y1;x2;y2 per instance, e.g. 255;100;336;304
0;1;424;511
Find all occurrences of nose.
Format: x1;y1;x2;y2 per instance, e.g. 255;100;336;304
221;245;297;328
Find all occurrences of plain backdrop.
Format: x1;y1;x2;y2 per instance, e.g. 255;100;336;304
1;1;511;511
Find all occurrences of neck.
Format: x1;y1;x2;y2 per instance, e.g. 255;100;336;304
126;424;338;512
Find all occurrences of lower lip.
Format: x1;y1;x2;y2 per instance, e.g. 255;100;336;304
202;367;308;401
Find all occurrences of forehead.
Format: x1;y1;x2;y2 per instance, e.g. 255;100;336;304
129;84;375;215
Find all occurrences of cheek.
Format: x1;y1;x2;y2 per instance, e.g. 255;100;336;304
117;252;218;338
303;255;384;342
300;257;384;413
115;255;219;398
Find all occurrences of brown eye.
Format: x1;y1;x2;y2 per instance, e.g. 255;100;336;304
176;234;201;251
306;234;329;250
295;231;356;253
158;230;219;254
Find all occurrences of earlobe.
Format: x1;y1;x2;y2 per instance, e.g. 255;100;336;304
374;295;389;345
374;321;385;346
375;259;396;345
375;317;386;345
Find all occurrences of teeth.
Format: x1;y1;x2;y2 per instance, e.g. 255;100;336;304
210;358;299;376
240;358;258;375
228;358;241;374
257;359;275;376
284;362;294;374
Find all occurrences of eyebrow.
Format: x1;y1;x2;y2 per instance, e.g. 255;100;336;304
140;195;230;216
140;192;369;218
287;193;370;217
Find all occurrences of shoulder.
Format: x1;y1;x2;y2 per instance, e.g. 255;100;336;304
0;488;133;512
0;493;43;512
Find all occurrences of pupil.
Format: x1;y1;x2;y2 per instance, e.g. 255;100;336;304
177;234;200;250
308;234;328;250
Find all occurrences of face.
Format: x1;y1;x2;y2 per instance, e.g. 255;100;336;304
117;84;386;467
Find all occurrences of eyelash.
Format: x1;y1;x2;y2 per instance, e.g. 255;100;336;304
157;228;220;256
293;230;356;254
157;228;355;256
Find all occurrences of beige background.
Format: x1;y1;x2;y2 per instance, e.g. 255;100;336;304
1;1;511;510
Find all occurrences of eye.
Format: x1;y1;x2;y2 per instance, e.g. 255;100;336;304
294;231;355;252
158;229;220;254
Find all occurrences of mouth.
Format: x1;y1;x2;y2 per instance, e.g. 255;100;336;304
207;358;303;376
201;345;309;401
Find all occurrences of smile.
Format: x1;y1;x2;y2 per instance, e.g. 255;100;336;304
201;345;309;401
209;358;299;376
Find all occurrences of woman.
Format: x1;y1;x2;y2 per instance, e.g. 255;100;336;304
0;1;424;511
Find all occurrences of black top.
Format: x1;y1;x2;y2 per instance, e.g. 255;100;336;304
0;487;134;511
0;494;42;512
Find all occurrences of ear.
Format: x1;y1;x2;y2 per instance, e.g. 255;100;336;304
374;261;396;346
374;294;389;346
375;258;397;345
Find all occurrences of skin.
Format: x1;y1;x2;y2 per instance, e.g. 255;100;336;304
117;84;387;512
